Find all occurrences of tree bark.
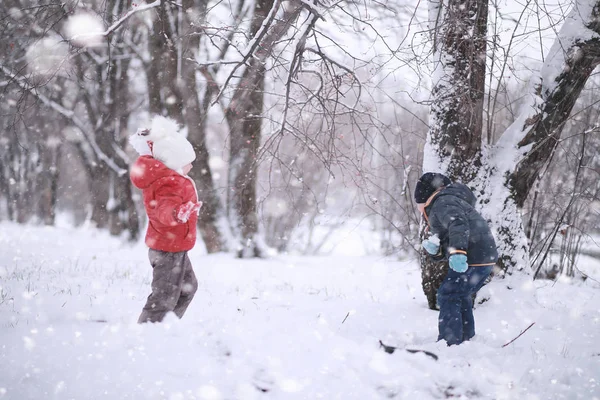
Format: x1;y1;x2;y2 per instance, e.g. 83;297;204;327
426;0;488;180
37;138;61;225
225;0;304;257
181;0;227;253
148;2;185;123
422;0;488;307
226;58;266;257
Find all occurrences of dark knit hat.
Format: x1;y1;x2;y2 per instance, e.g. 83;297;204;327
414;172;451;203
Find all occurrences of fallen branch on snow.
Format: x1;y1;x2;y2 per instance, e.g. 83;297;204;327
502;322;535;348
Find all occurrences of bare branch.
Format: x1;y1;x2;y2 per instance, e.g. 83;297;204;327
502;322;536;348
212;0;284;105
68;0;161;43
0;65;126;175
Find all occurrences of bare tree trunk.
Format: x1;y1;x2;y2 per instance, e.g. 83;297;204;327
106;36;138;238
224;0;272;257
147;28;166;116
88;164;111;229
224;0;304;257
226;58;266;257
37;138;61;225
148;2;185;123
181;0;228;253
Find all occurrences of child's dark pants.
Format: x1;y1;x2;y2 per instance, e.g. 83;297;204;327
437;265;493;345
138;249;198;323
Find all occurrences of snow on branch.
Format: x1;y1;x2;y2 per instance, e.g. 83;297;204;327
487;0;600;209
212;0;284;105
298;0;327;21
67;0;161;44
0;65;127;176
495;0;600;173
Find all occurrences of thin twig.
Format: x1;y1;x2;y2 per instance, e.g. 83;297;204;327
341;311;350;324
502;322;535;348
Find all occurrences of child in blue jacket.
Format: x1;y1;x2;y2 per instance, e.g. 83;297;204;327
415;172;497;345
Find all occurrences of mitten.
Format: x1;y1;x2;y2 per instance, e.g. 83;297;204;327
448;254;468;273
422;235;440;255
176;201;202;223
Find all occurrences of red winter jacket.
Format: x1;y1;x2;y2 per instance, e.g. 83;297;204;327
130;155;198;252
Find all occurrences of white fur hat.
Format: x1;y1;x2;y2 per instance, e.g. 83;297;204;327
129;115;196;172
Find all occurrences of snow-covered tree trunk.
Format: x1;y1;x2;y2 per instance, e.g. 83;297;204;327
426;0;600;274
476;0;600;272
425;0;488;179
422;0;488;307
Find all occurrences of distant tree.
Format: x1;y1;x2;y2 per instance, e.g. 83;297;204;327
525;84;600;279
0;2;68;225
221;0;307;257
0;0;141;239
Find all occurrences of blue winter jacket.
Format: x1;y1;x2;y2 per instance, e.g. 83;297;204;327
424;183;498;266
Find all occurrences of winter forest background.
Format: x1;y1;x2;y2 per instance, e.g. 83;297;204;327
3;0;600;281
3;1;600;399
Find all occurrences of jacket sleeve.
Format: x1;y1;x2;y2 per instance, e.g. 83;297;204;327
433;200;469;256
147;177;185;226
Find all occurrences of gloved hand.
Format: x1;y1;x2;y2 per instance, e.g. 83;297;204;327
448;254;468;273
421;236;440;255
176;201;203;223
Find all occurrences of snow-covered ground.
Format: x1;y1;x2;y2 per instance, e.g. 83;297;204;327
0;222;599;400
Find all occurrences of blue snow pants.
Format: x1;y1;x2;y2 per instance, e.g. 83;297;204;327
437;265;493;346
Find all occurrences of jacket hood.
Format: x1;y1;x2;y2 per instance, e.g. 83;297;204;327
130;155;178;190
152;134;196;172
129;115;196;172
434;182;477;207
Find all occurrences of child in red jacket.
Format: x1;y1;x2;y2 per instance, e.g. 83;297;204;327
129;116;202;323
